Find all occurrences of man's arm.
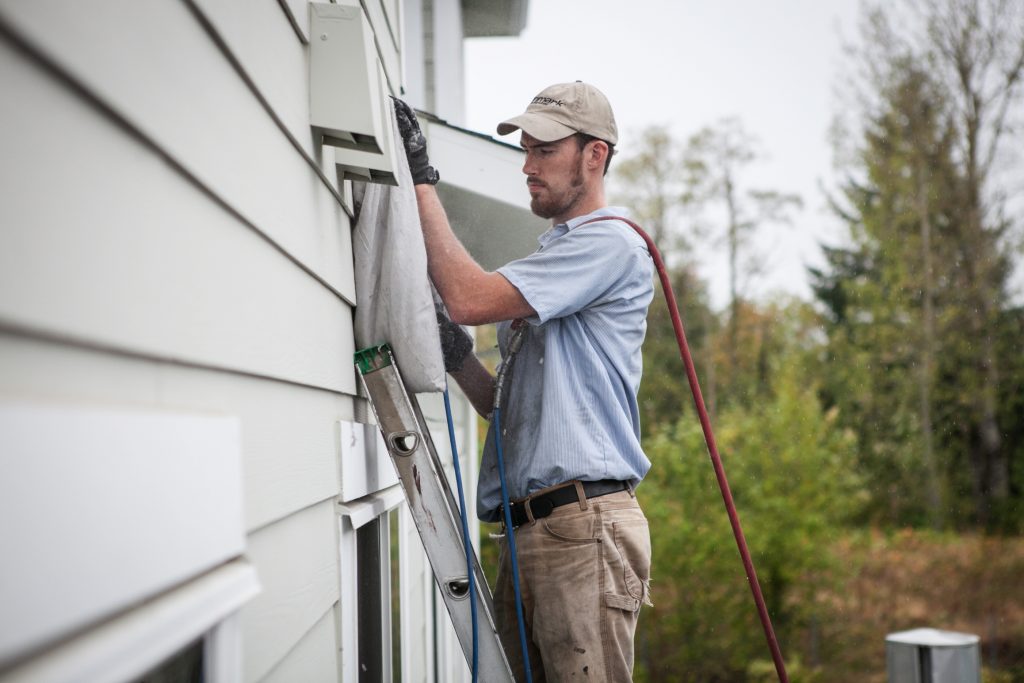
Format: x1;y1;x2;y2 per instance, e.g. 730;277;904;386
394;97;534;325
447;352;497;418
415;185;536;326
435;305;496;417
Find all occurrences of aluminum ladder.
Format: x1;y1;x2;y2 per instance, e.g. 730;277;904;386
355;344;515;682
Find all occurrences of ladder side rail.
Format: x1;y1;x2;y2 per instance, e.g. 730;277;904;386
357;353;515;682
406;386;505;627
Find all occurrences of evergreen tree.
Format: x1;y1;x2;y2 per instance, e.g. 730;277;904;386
816;1;1024;528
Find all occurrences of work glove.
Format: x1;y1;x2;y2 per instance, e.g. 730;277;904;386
392;98;440;185
436;304;473;373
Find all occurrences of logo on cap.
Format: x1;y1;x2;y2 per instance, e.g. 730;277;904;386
531;96;565;107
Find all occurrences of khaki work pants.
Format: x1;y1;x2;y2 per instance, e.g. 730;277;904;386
493;490;653;682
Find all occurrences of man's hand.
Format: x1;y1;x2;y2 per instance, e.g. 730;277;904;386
393;98;440;186
436;304;473;373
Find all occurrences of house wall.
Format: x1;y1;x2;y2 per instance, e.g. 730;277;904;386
402;0;465;124
0;0;479;681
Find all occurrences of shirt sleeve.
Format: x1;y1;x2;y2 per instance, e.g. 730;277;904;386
497;221;647;324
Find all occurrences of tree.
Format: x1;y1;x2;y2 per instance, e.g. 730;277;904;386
612;125;688;255
816;59;971;526
611;126;718;429
818;0;1024;528
635;303;862;681
681;119;802;400
921;0;1024;524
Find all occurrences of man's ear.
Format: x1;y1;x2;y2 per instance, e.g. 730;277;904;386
586;140;609;171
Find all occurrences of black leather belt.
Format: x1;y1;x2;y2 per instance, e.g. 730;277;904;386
504;479;629;528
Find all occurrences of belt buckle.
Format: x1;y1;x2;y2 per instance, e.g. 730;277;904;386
503;499;531;529
508;479;592;529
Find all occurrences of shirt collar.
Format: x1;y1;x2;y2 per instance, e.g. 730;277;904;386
564;206;630;231
537;206;631;247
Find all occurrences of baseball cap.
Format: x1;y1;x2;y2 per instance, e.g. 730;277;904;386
496;81;618;145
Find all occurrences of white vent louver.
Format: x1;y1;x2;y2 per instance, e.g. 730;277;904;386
310;1;399;185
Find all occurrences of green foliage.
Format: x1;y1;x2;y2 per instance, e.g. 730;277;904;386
638;267;716;435
813;24;1024;530
634;353;862;681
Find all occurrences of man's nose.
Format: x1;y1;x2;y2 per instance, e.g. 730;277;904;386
522;152;536;176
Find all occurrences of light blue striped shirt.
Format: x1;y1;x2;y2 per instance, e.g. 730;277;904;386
477;206;655;521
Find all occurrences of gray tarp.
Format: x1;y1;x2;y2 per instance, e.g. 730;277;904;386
351;113;445;393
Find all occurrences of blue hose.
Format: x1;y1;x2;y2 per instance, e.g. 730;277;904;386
493;406;534;682
442;386;479;682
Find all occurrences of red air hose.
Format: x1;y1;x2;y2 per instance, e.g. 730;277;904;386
578;216;790;683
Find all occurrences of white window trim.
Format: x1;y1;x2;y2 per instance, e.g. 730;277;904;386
337;483;405;529
338;420;399;504
337;485;405;682
0;402;245;665
398;501;436;683
2;560;259;683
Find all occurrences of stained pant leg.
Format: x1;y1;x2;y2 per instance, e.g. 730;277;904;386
494;532;546;682
495;492;652;682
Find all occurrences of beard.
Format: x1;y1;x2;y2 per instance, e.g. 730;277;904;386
529;158;586;220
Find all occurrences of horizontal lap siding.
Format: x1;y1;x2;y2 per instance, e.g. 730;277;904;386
0;335;348;533
243;500;340;683
0;335;347;680
190;0;325;174
362;0;403;91
0;39;355;395
0;1;362;679
0;1;355;304
276;0;311;43
260;608;338;683
0;403;245;666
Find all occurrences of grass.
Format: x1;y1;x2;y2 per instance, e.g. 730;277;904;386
792;528;1024;682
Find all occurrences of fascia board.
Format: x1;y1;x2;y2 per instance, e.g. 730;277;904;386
424;120;532;211
423;118;548;269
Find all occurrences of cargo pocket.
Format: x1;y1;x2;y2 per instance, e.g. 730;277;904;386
603;518;652;612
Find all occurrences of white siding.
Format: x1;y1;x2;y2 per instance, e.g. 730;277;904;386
0;335;349;682
339;420;400;503
0;41;356;394
260;609;339;683
242;500;340;683
191;0;327;167
0;2;355;304
0;0;354;677
276;0;310;43
0;0;488;678
0;403;244;667
401;0;428;109
363;0;404;92
0;335;348;533
410;0;468;121
0;563;258;683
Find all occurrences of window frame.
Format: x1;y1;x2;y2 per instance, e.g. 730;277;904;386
0;561;258;683
338;485;406;683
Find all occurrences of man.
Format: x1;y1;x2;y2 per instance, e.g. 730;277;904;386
394;82;654;682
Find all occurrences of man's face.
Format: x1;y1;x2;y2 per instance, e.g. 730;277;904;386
520;132;586;222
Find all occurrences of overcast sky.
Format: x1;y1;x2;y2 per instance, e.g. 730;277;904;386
462;0;864;310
